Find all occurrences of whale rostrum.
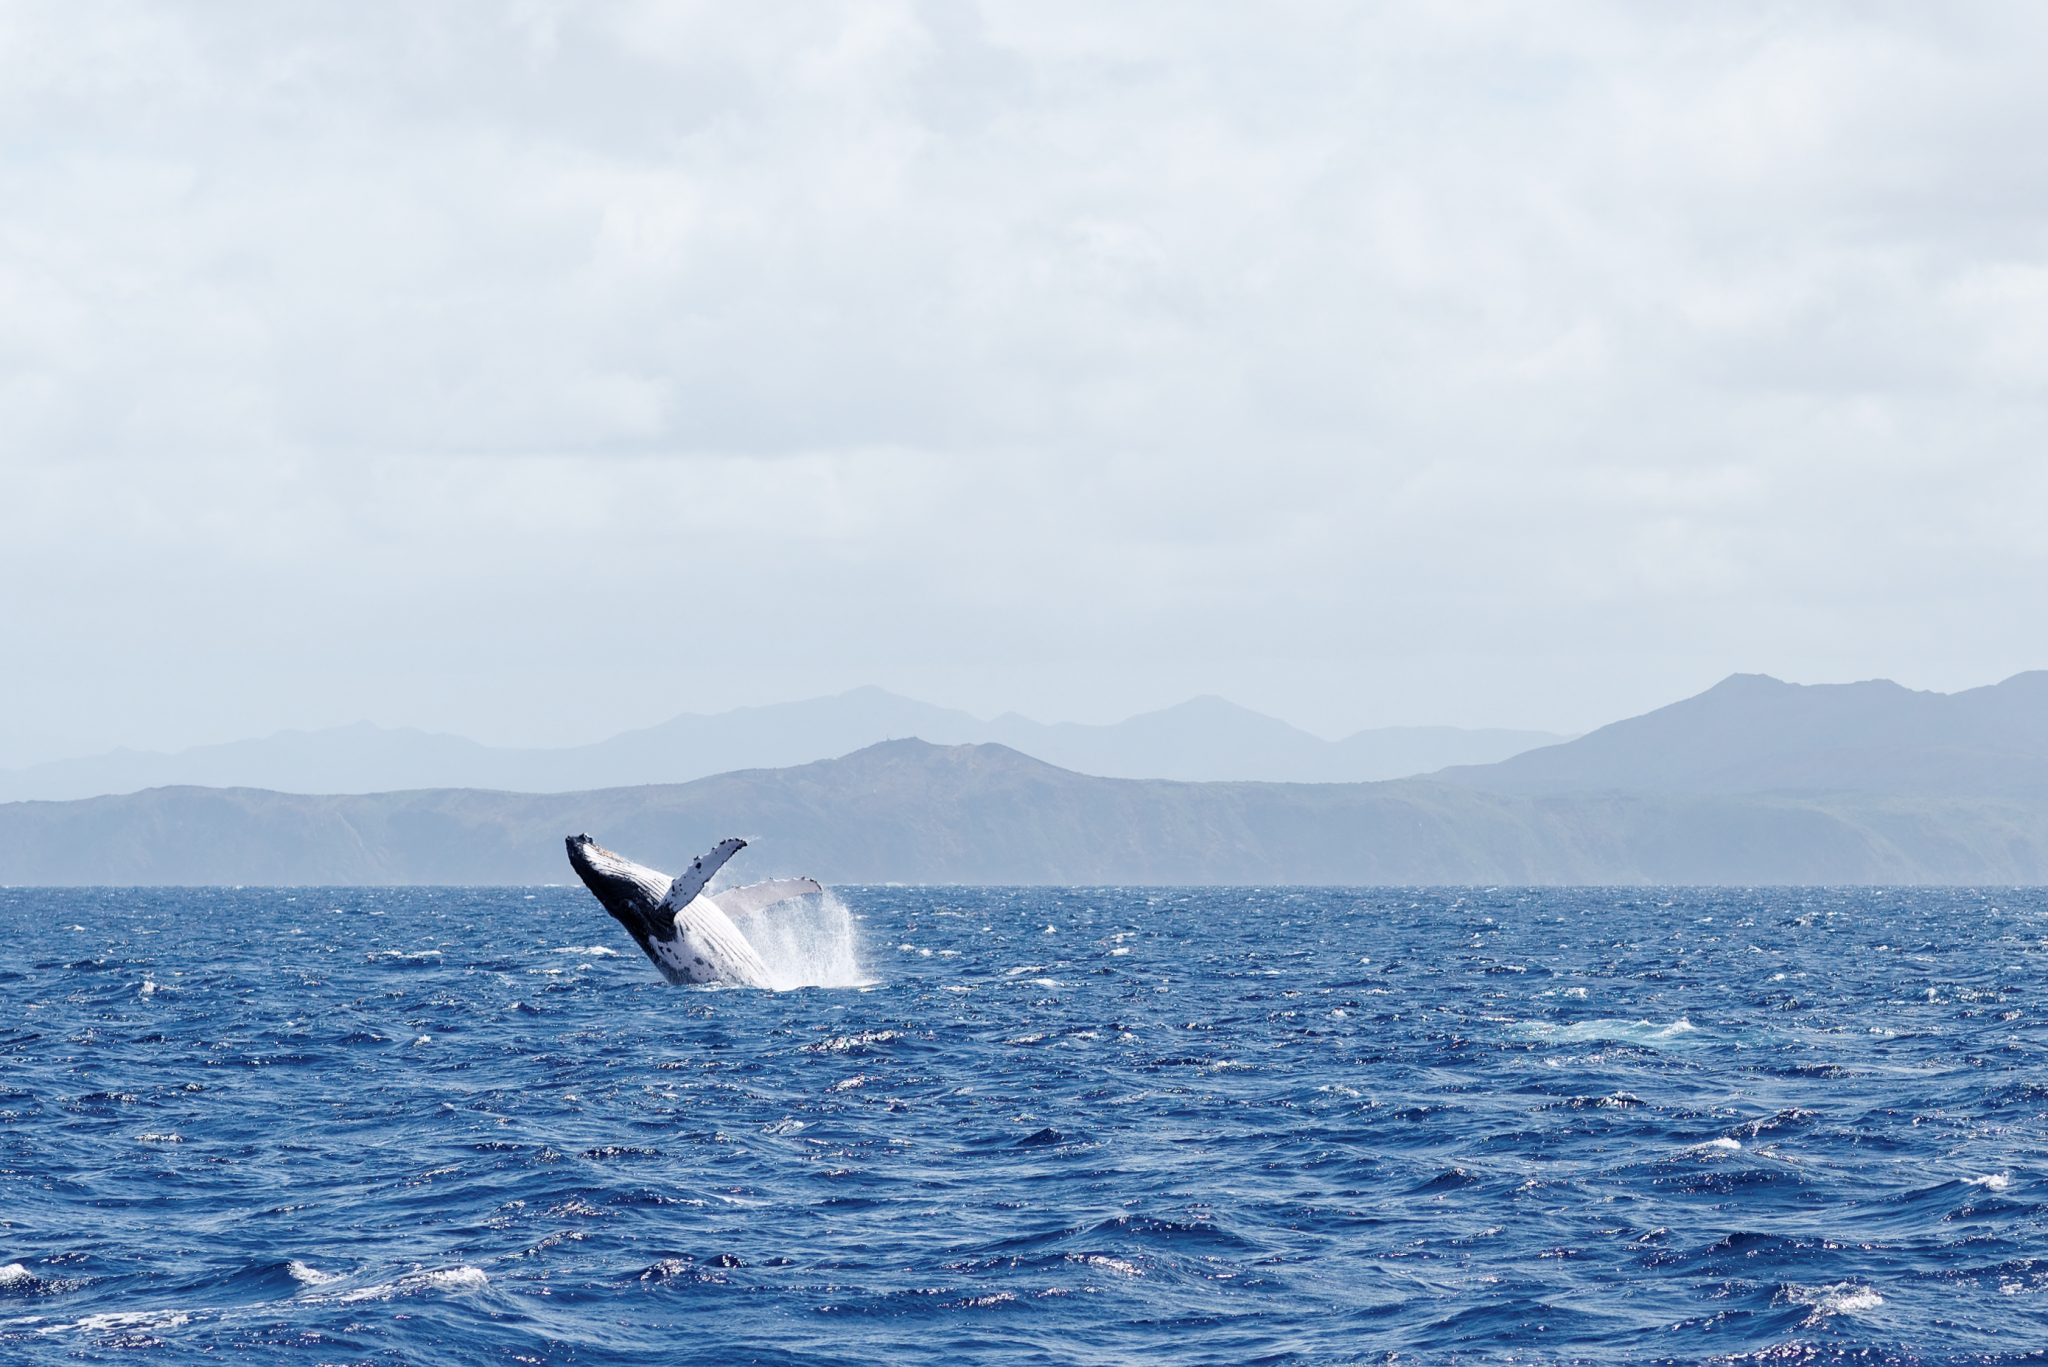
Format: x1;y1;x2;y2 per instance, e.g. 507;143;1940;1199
564;833;822;986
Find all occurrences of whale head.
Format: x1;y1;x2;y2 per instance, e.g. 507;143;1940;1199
563;833;672;961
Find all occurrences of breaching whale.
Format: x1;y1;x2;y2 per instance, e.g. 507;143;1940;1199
564;833;821;987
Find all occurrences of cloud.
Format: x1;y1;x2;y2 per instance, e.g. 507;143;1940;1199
3;1;2046;760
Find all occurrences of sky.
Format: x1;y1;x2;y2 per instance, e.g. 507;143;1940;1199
4;2;2046;765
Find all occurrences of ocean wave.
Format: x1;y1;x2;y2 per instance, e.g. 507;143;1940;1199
331;1265;489;1304
1778;1280;1885;1324
3;883;2043;1363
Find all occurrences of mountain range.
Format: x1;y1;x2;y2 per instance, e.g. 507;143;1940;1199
0;688;1563;801
1439;670;2048;797
2;671;2045;886
1;736;2041;886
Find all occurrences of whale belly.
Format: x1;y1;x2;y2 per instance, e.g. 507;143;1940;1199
654;894;773;987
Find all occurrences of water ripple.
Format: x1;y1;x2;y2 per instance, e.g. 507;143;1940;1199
2;885;2047;1362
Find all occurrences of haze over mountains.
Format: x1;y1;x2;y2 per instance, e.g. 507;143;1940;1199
3;732;2043;887
1440;671;2048;797
0;689;1563;802
3;671;2046;885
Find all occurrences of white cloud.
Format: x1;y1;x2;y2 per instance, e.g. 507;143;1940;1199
3;1;2046;761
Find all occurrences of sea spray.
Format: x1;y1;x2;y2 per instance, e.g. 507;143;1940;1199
725;890;872;990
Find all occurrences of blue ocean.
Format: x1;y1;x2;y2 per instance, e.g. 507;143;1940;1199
3;886;2046;1364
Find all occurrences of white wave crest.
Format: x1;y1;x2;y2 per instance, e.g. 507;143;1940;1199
56;1309;192;1336
334;1265;488;1303
1068;1254;1143;1278
1521;1017;1700;1047
800;1029;900;1054
1782;1281;1883;1322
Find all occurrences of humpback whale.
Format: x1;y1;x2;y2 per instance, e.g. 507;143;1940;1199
564;833;822;986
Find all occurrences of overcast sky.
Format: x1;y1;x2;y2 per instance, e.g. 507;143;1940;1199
4;2;2045;764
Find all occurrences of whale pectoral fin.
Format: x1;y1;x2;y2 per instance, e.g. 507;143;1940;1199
658;837;747;918
712;877;823;918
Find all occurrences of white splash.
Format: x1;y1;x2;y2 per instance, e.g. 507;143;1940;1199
53;1309;192;1336
724;891;871;990
1069;1253;1143;1278
334;1265;489;1303
1521;1017;1699;1047
1782;1281;1884;1322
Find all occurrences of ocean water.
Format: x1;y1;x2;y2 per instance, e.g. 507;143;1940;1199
3;886;2047;1365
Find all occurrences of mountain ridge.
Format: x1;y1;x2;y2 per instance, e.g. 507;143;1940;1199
4;736;2046;887
0;689;1564;801
1437;670;2048;797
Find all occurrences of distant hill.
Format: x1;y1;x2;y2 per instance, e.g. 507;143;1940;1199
972;694;1559;784
1437;672;2048;797
0;688;1563;801
4;739;2045;886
